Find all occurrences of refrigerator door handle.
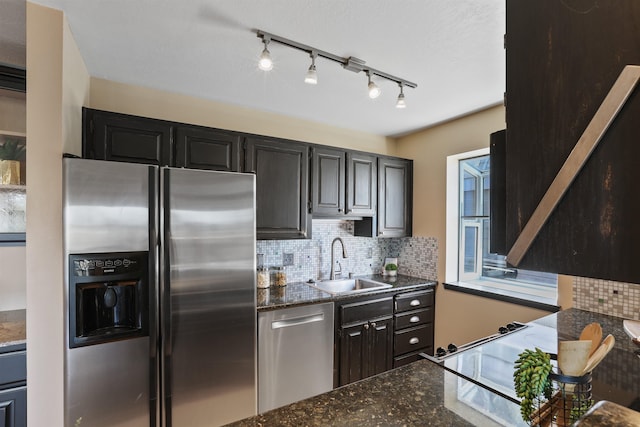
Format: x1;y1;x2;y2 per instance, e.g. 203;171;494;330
148;165;160;427
160;167;174;426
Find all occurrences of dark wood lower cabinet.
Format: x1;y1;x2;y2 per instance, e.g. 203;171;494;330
336;296;393;387
0;387;26;427
338;317;393;387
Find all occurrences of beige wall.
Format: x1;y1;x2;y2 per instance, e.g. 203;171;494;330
396;106;571;347
26;3;89;425
90;78;395;155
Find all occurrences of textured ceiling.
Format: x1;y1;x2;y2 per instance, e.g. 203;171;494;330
26;0;505;136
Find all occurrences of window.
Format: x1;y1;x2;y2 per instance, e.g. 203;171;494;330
446;149;557;306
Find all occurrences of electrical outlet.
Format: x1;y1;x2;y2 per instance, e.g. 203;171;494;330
283;253;294;266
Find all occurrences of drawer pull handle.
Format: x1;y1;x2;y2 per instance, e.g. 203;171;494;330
409;316;420;323
409;337;420;345
409;299;421;307
364;323;370;330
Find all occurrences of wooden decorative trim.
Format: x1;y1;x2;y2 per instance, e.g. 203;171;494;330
506;65;640;266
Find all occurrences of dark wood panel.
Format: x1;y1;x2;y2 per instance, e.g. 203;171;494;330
378;157;413;237
394;308;433;329
490;129;507;255
245;137;310;240
394;289;434;313
340;297;393;325
394;324;433;356
346;152;377;216
311;147;345;216
368;318;393;377
0;387;26;427
84;109;173;165
175;126;241;171
339;324;365;386
505;0;640;282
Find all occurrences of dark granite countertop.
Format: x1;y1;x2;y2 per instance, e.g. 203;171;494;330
257;274;436;311
533;308;640;410
226;359;524;427
0;309;26;352
229;307;640;426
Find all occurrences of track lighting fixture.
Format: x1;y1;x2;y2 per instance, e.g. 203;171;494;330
258;37;273;71
255;29;416;107
367;72;381;99
396;84;406;108
304;52;318;85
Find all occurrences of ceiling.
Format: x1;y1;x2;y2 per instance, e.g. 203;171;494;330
16;0;505;137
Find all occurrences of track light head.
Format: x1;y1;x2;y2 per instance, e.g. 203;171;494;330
258;38;273;71
367;73;381;99
304;53;318;85
396;84;406;108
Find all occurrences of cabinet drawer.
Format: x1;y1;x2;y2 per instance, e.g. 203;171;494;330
394;324;433;356
393;348;433;368
0;351;26;386
340;297;393;325
0;386;27;427
395;290;433;313
394;307;433;330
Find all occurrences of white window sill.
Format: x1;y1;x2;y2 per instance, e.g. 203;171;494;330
443;279;560;312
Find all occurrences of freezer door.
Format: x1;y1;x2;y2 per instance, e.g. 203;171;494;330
63;158;156;427
162;167;257;427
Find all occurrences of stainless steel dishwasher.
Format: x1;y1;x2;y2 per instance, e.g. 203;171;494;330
258;302;334;413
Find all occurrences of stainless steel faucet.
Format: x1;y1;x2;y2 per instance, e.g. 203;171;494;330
330;237;348;280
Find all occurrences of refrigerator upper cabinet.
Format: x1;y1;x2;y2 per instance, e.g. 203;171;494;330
163;167;257;426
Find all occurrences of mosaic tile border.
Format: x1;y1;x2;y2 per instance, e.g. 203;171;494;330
573;276;640;320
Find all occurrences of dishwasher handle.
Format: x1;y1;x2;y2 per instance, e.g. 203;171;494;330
271;313;325;329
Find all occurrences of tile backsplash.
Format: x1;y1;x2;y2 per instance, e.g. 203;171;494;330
573;276;640;320
256;220;438;284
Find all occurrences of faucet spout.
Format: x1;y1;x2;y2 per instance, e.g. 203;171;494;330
330;237;348;280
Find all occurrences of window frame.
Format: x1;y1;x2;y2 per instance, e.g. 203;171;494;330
445;148;559;310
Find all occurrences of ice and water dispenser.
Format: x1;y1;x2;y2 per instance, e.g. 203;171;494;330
68;251;150;348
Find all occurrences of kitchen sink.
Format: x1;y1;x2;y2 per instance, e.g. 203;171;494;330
307;278;392;295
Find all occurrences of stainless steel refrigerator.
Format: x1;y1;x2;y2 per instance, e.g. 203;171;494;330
63;158;257;427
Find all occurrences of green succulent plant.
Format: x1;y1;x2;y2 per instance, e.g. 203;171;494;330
0;139;25;160
385;263;398;271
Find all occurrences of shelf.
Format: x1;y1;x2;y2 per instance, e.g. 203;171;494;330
0;131;26;138
0;184;25;191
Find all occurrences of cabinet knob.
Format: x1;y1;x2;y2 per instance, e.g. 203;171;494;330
370;322;376;328
338;208;342;212
364;323;370;330
409;316;420;323
409;299;421;307
409;337;420;345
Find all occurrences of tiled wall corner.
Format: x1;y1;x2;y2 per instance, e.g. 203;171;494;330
256;220;438;284
573;276;640;320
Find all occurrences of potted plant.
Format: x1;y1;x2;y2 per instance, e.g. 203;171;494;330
384;263;398;277
0;138;25;185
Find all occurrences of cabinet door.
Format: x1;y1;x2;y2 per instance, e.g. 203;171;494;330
378;157;413;237
346;152;377;216
175;126;241;171
311;147;345;216
245;137;310;239
339;323;366;386
366;317;393;377
0;387;26;427
83;109;173;165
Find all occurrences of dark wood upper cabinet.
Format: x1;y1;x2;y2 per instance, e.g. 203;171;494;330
354;156;413;238
311;148;377;219
175;126;241;172
311;146;345;216
346;152;377;217
504;0;640;282
83;109;173;165
245;137;310;240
